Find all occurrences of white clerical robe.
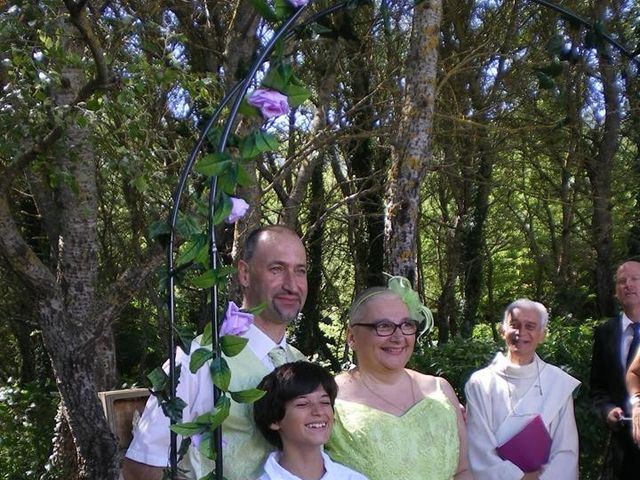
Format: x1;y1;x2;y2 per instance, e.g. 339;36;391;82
464;352;580;480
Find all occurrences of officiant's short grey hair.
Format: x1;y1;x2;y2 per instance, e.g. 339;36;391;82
502;298;549;330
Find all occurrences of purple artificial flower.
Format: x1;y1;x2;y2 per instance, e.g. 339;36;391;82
226;197;249;224
247;88;289;118
220;301;254;336
288;0;309;7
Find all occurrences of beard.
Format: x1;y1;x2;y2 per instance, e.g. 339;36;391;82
272;302;301;324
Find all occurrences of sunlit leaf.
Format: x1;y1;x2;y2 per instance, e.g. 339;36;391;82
147;367;168;391
160;395;187;423
211;192;233;225
198;431;217;460
220;335;249;357
235;164;254;188
230;388;266;404
176;214;201;238
170;421;206;436
274;0;294;20
195;152;233;177
177;234;207;267
210;356;231;391
201;323;213;347
149;220;171;243
263;63;291;93
192;269;217;288
190;348;214;373
174;325;196;354
210;395;231;430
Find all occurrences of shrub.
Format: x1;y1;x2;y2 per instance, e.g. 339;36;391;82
0;380;58;480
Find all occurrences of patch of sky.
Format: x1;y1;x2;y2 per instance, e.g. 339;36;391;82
167;85;192;120
582;75;605;126
471;0;503;30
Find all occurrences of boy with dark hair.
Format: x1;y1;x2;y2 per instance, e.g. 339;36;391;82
254;361;368;480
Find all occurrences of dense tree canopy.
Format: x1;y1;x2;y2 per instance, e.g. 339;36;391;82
0;0;638;479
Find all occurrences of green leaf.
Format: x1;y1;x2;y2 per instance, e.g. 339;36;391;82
274;0;294;19
160;394;187;423
240;131;280;159
218;165;240;195
195;153;233;177
176;214;202;238
170;421;206;436
210;395;231;430
263;63;292;93
210;356;231;391
133;175;148;193
201;322;213;347
220;335;249;357
174;326;196;354
198;431;217;461
147;367;169;391
230;388;266;404
86;97;102;111
250;0;279;22
238;98;260;117
177;234;207;267
190;348;214;373
192;269;217;289
235;164;254;188
239;134;259;160
149;220;171;242
282;83;310;108
211;193;233;225
193;242;210;267
205;127;222;149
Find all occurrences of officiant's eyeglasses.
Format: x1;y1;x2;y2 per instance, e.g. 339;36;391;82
352;320;419;337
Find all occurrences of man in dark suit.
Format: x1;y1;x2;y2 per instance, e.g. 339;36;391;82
590;260;640;478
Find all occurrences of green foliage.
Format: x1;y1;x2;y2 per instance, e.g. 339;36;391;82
0;381;58;480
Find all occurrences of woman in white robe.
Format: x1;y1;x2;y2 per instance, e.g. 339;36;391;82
464;299;580;480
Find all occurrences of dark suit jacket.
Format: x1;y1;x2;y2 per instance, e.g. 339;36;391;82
591;317;628;420
590;316;640;477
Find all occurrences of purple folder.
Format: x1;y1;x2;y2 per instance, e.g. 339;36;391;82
496;414;551;473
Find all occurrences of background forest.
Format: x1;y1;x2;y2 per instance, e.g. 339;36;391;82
0;0;638;479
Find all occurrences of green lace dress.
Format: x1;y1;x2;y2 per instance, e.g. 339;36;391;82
325;389;459;480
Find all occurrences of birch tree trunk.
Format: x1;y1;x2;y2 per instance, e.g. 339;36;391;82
384;0;442;284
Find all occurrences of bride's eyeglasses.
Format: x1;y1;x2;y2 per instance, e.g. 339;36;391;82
351;319;419;337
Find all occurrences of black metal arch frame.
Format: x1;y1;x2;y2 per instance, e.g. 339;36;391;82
165;2;366;478
162;1;638;479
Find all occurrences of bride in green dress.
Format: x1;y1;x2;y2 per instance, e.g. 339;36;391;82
325;279;473;480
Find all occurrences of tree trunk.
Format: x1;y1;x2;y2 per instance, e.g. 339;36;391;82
385;0;442;283
586;0;620;317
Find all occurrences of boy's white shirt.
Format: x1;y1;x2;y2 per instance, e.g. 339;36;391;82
257;451;369;480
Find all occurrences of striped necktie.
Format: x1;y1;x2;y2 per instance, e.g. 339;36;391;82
268;346;287;367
